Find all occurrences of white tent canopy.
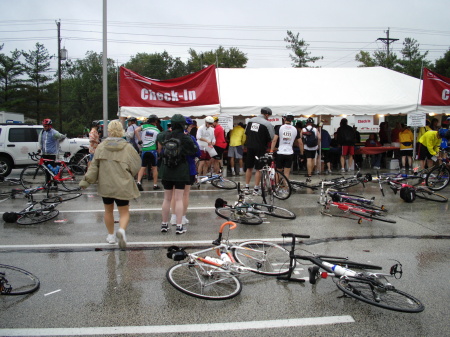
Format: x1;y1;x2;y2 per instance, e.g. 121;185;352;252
120;67;450;118
217;66;450;117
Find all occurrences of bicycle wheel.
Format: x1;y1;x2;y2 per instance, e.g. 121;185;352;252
273;171;292;200
166;262;242;300
20;165;47;189
426;165;450;191
17;205;59;225
415;188;448;202
0;264;40;295
215;207;263;225
334;178;360;190
211;177;237;190
42;192;82;203
59;166;80;191
261;170;273;205
233;241;291;276
336;277;424;313
252;203;296;219
349;209;397;224
319;257;382;270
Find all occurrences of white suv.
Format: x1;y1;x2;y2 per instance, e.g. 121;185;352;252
0;124;90;177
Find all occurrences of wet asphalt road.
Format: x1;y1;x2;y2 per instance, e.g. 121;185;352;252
0;168;449;337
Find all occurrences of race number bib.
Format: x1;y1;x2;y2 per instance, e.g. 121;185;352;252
250;123;260;132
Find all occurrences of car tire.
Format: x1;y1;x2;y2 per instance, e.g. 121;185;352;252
0;156;13;177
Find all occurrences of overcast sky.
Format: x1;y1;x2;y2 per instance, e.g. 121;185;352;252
1;0;449;75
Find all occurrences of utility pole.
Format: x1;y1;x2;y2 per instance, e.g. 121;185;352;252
377;28;399;68
56;20;62;132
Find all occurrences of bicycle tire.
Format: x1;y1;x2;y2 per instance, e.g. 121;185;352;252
414;188;448;202
71;153;89;175
252;204;296;219
42;192;82;203
0;264;40;295
272;170;292;201
319;258;382;270
20;165;47;189
215;207;263;225
17;206;59;225
333;178;360;190
233;241;291;276
211;177;237;190
349;209;397;224
166;262;242;300
261;170;273;205
290;181;320;191
59;166;81;191
336;277;424;313
425;165;450;191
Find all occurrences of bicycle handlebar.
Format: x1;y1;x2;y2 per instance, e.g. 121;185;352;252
281;233;310;239
212;221;237;246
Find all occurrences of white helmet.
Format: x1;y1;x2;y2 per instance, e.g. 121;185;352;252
205;116;214;123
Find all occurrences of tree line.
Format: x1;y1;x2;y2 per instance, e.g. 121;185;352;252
1;31;449;137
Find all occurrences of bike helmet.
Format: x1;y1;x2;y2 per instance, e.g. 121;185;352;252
205;116;214;124
127;116;137;122
185;116;193;125
261;107;272;116
285;113;294;122
42;119;52;126
400;186;416;203
213;116;219;122
92;120;100;127
306;117;314;124
438;128;450;140
171;114;187;125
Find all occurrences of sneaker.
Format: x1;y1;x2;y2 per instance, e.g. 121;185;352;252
161;223;169;232
401;168;406;172
176;225;187;234
348;169;354;173
116;228;127;249
106;234;116;244
153;185;160;190
231;170;236;176
341;168;345;173
315;171;320;175
252;188;260;196
373;166;380;170
239;171;244;176
243;187;251;195
170;214;177;225
182;216;189;225
137;182;143;191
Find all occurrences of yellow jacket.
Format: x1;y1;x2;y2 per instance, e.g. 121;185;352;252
418;131;440;156
229;125;246;147
418;125;431;140
398;129;414;150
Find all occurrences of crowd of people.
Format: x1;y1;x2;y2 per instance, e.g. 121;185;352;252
69;111;450;248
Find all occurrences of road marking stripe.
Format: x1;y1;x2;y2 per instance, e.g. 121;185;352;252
0;238;286;249
44;289;61;296
0;316;354;336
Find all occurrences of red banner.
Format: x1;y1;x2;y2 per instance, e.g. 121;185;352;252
119;65;219;108
421;68;450;106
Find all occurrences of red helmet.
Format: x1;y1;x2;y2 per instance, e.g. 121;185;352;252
42;119;52;126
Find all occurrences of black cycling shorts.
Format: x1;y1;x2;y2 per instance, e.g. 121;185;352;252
102;197;129;207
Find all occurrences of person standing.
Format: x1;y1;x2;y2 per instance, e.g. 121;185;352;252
300;117;320;178
196;116;218;175
244;107;274;195
88;121;100;166
189;120;198;138
227;122;246;176
126;117;140;152
38;118;66;187
364;133;382;169
270;113;300;179
320;127;332;174
399;124;414;171
212;116;227;174
417;129;450;169
336;118;355;172
79;120;141;249
134;115;160;191
157;114;198;234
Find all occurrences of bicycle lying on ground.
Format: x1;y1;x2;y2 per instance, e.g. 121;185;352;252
277;233;424;313
215;183;296;225
382;176;448;203
193;170;237;190
20;152;80;191
166;221;291;300
2;186;81;225
318;182;396;224
425;152;450;191
0;264;40;295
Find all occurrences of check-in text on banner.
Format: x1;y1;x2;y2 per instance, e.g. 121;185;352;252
421;68;450;106
119;65;220;108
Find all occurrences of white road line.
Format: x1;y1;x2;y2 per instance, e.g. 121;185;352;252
44;289;61;296
0;238;285;249
0;315;354;336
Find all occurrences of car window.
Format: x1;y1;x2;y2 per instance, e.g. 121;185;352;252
8;128;40;142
